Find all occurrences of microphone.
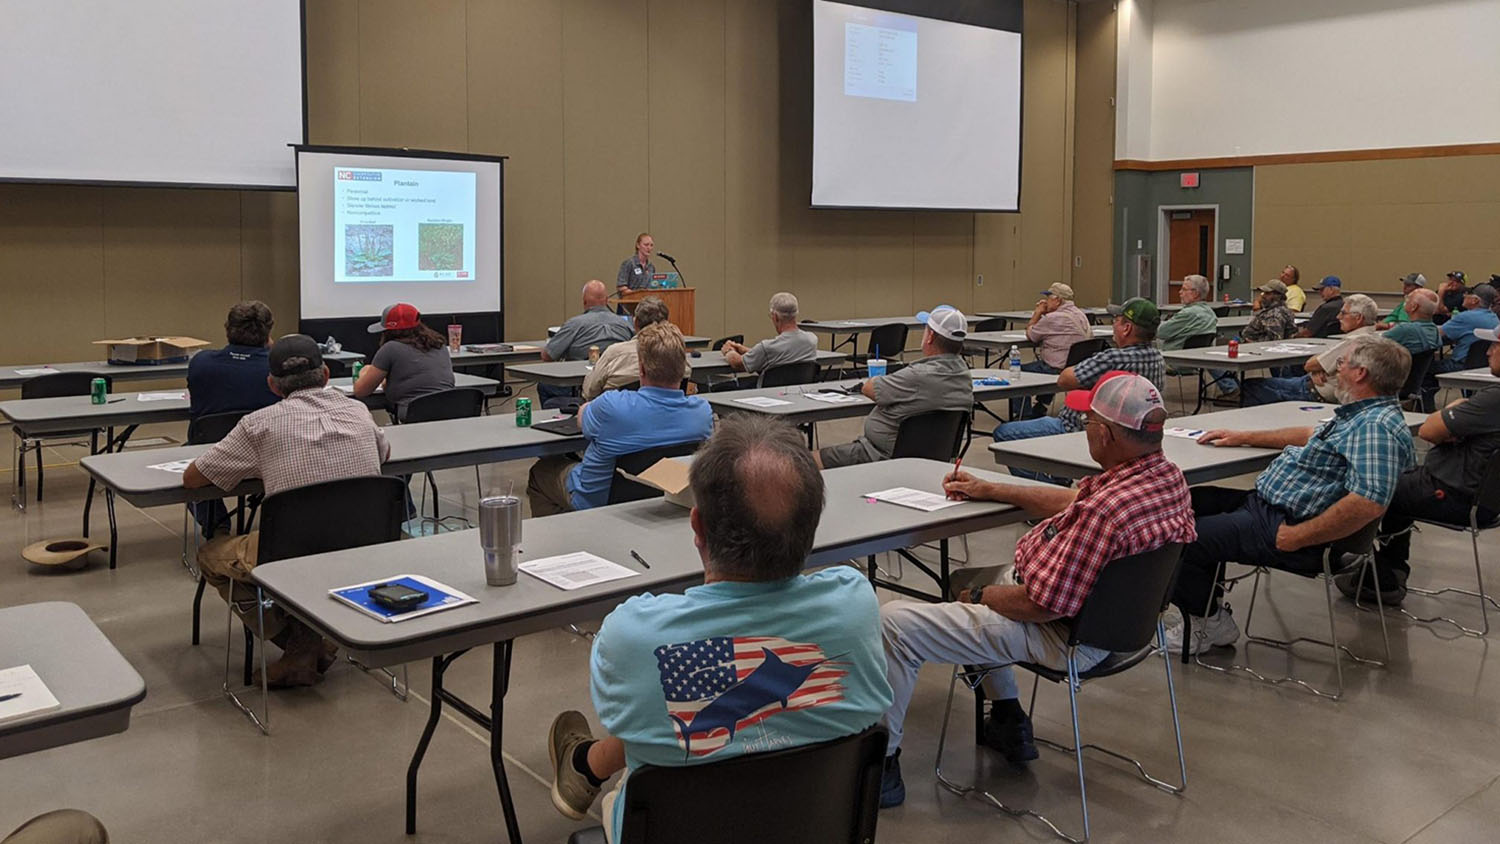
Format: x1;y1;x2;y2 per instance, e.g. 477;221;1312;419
657;252;676;263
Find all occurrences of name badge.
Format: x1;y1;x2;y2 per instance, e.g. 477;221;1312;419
634;267;642;274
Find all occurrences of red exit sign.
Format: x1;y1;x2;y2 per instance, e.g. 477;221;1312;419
1180;172;1200;188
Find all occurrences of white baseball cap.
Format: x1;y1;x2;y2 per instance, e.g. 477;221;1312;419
1065;371;1166;431
916;305;968;341
1474;327;1498;343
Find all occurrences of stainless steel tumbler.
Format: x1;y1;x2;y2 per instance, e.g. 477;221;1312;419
478;495;522;586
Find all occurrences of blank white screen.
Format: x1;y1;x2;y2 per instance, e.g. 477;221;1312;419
298;150;503;321
812;1;1022;210
0;0;303;187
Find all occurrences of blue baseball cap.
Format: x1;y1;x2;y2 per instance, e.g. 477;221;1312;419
1320;276;1342;289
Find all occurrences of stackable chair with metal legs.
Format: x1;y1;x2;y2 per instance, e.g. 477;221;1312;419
1189;519;1388;700
934;543;1188;843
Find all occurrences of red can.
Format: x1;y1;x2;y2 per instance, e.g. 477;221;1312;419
1228;338;1240;359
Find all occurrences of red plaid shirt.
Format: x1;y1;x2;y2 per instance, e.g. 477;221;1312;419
1013;450;1196;618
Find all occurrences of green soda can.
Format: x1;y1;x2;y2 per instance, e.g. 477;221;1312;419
352;361;363;381
515;397;532;427
90;377;107;405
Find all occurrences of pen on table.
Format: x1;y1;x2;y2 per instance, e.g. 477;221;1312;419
106;397;126;403
630;549;651;569
0;693;20;703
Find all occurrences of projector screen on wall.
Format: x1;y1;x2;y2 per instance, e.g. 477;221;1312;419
297;147;505;321
0;0;305;188
812;0;1023;211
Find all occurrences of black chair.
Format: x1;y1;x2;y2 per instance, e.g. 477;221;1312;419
225;475;407;734
403;388;487;526
323;358;350;378
891;409;970;461
607;441;703;505
1064;337;1108;367
1464;339;1493;370
1178;333;1217;411
757;360;822;389
566;726;887;844
1398;349;1436;410
612;381;641;391
849;323;909;376
935;544;1187;843
186;410;256;649
967;317;1008;367
16;372;114;504
709;334;743;351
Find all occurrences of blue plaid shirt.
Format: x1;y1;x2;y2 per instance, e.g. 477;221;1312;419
1255;396;1414;520
1059;342;1166;432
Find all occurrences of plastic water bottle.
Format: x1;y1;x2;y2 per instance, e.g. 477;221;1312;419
1008;345;1021;376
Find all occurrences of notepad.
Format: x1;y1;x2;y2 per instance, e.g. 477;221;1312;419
733;396;793;408
520;552;639;591
862;487;961;512
805;392;868;405
136;391;187;402
0;664;62;725
13;367;60;377
148;459;193;474
1164;427;1206;440
329;574;478;623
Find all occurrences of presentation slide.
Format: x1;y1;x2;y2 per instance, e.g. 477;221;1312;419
812;0;1022;211
299;150;503;321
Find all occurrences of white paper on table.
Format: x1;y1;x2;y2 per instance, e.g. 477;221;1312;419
862;487;962;512
147;459;193;474
804;391;869;405
13;368;59;376
520;552;640;591
1164;427;1206;440
136;391;187;402
0;664;61;725
334;384;355;393
733;396;793;408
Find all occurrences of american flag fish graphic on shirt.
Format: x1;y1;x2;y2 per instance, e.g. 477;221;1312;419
654;636;848;757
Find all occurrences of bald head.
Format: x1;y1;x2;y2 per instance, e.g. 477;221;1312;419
1408;288;1439;319
581;280;609;308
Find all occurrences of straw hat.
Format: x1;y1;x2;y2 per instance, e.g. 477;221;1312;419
22;537;107;569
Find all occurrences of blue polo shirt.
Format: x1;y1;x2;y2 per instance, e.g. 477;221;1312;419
186;345;278;419
565;386;714;510
1441;308;1499;362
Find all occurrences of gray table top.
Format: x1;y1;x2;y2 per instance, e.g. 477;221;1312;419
964;326;1114;351
251;458;1035;667
0;602;147;760
508;350;846;387
0;351;365;391
705;369;1059;424
799;315;985;333
452;336;712;368
1435;367;1498;390
0;374;502;435
1162;336;1341;372
988;401;1429;483
79;409;584;508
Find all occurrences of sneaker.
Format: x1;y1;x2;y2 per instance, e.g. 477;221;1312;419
1163;606;1240;655
1334;568;1407;607
981;707;1039;765
547;711;600;820
879;751;906;808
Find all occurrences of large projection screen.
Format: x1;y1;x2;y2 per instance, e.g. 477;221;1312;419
812;0;1023;211
0;0;305;188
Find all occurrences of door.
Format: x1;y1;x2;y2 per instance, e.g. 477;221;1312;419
1164;209;1216;303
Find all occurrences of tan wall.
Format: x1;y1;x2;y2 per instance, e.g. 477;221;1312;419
1253;155;1500;290
0;0;1112;366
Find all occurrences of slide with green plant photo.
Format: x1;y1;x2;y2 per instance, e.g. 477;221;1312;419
332;167;476;283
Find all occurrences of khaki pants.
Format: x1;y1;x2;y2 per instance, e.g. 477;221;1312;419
3;810;108;844
527;455;581;517
196;531;290;642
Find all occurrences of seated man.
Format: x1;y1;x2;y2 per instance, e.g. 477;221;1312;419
1424;283;1499;410
1240;293;1379;406
814;305;973;469
186;300;280;538
528;322;713;515
880;373;1195;806
1166;335;1415;652
1280;264;1308;313
580;295;690;399
1381;288;1442;356
185;335;391;687
1337;328;1500;605
720;291;819;379
546;417;893;838
1157;274;1219;352
1210;280;1300;397
1375;273;1426;328
1297;276;1345;338
539;279;635;406
1012;282;1092;417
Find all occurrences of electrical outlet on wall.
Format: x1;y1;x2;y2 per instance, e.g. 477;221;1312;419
1074;256;1083;268
976;274;984;286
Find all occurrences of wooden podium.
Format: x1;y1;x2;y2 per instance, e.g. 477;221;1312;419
617;287;696;335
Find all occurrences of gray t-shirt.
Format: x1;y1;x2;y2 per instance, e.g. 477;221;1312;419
370;340;455;420
857;354;973;459
617;256;656;290
1427;385;1500;494
742;329;819;374
546;305;635;361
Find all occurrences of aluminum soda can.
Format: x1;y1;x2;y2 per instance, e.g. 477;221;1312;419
352;361;363;380
515;397;532;427
90;378;107;405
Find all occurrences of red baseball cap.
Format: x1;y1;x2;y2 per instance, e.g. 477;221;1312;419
368;303;421;333
1065;370;1166;431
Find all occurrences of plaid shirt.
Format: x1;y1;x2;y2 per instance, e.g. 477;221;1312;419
192;386;390;497
1059;343;1166;432
1255;396;1414;520
1014;451;1196;617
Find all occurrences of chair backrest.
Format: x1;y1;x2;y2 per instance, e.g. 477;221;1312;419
613;381;642;392
1183;333;1217;350
891;409;969;461
21;372;111;400
323;358;350;378
1329;518;1381;557
615;726;887;844
971;317;1007;333
1067;543;1185;651
710;334;744;350
1399;349;1436;400
1064;337;1108;368
402;388;486;424
187;410;251;445
255;476;407;565
757;361;821;389
1465;339;1493;369
866;323;909;359
607;441;704;504
1473;451;1500;518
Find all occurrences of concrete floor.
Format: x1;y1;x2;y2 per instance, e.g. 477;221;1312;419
2;382;1497;844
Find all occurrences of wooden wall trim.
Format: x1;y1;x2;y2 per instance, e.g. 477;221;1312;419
1113;142;1500;171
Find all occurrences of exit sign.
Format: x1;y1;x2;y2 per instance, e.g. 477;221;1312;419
1180;172;1200;188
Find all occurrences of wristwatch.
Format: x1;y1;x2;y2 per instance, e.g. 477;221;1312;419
964;585;986;605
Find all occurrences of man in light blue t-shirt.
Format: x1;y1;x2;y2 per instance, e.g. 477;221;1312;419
527;321;714;515
546;417;893;840
1424;283;1499;411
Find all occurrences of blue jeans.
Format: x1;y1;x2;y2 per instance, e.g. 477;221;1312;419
1173;488;1323;615
1208;369;1237;395
1241;374;1316;406
1009;360;1060;419
993;416;1070;484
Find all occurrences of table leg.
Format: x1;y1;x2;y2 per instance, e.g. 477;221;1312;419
489;640;522;844
11;431;24;512
105;489;117;570
407;652;455;835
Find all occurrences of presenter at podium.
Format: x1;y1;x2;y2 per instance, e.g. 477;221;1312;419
616;232;657;293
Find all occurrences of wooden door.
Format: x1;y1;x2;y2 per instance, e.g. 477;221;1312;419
1166;209;1215;303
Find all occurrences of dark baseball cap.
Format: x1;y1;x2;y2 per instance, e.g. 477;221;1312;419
1471;283;1498;307
268;334;325;377
1400;273;1426;288
1447;270;1466;282
1107;297;1161;331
